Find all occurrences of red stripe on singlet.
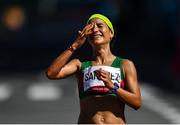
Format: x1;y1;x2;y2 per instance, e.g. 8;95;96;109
88;86;111;93
120;80;125;89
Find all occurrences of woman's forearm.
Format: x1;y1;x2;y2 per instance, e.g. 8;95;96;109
46;47;75;78
116;88;141;110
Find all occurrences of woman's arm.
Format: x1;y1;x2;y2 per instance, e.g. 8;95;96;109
46;23;94;79
98;59;141;110
46;54;81;80
115;59;141;110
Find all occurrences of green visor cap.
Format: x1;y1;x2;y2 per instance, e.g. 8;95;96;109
87;13;114;35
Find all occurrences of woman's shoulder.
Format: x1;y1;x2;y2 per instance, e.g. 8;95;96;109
120;58;137;75
70;58;82;68
120;58;135;65
116;56;136;71
72;57;92;72
115;56;134;64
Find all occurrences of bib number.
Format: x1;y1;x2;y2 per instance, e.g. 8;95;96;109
83;66;122;92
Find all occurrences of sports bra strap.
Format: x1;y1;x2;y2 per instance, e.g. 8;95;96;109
80;61;92;72
114;57;125;80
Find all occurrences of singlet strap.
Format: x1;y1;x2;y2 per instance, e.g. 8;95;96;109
80;61;92;72
111;57;125;80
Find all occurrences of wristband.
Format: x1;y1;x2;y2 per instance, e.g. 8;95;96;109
111;83;119;93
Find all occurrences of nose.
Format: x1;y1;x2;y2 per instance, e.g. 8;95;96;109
92;24;98;32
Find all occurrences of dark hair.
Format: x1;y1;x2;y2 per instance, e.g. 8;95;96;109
110;27;117;51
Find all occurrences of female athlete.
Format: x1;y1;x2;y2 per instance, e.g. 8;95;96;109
46;13;141;124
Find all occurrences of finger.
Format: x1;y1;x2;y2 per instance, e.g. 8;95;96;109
98;75;107;81
78;24;93;38
78;30;82;34
80;33;85;37
99;69;108;73
82;23;92;32
98;71;108;78
99;70;106;75
99;70;109;76
98;68;102;72
95;70;101;77
99;70;107;75
82;24;93;33
87;23;94;28
78;29;86;38
83;31;93;38
85;30;93;36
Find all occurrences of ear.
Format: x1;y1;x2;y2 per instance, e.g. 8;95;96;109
109;31;114;40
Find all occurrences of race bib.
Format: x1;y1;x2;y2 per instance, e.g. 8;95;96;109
83;66;122;92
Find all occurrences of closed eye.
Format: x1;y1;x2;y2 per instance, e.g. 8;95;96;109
97;24;104;28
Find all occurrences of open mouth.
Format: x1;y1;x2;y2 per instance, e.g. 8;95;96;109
92;34;103;39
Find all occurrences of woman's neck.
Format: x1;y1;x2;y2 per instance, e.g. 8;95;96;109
92;45;115;65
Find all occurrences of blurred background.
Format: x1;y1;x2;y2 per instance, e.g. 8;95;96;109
0;0;179;123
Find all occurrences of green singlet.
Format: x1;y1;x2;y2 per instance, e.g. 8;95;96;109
78;57;125;100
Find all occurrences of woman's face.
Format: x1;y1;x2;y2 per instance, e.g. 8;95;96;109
88;18;113;46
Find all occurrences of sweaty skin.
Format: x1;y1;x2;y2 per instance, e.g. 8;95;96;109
46;17;141;124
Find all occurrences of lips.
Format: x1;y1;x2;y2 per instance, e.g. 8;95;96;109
92;34;103;39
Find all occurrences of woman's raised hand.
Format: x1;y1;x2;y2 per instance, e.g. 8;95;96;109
71;23;94;49
78;23;94;38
